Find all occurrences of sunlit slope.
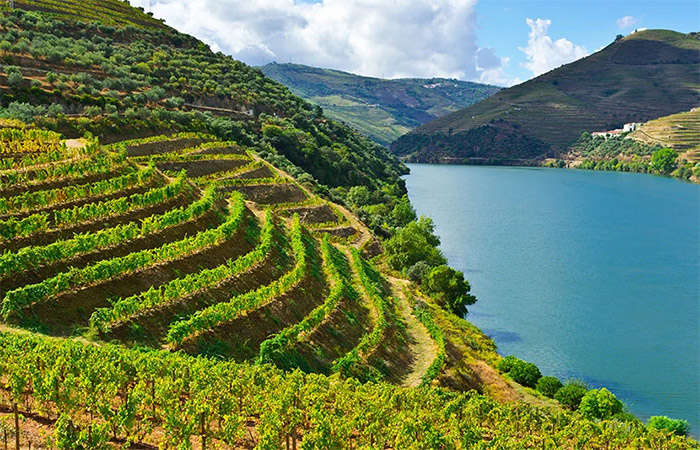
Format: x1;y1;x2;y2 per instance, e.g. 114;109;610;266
0;127;697;448
261;63;500;146
0;125;499;392
632;109;700;160
392;30;700;163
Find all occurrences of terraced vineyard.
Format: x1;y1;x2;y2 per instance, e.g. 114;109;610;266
631;110;700;161
0;1;697;447
1;123;696;449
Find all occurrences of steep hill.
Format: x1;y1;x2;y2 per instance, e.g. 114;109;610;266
0;3;696;447
261;62;500;145
392;30;700;164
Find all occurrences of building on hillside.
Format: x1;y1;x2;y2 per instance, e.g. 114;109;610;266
623;122;640;132
592;129;624;139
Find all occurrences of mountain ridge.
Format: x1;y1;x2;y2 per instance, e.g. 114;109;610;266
260;62;500;145
391;29;700;163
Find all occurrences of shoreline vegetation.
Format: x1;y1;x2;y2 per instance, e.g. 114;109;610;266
0;2;696;447
402;131;700;185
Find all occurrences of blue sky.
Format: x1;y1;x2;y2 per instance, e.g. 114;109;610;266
476;0;700;82
133;0;699;86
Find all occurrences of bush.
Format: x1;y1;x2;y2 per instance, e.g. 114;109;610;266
579;388;624;420
497;355;520;373
421;265;476;316
554;380;589;410
384;217;445;272
508;360;541;388
406;261;431;282
648;416;689;437
536;376;563;398
650;147;678;174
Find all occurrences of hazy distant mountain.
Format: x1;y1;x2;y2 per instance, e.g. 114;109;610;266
260;63;500;146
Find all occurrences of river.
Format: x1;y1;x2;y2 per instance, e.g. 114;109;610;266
404;164;700;436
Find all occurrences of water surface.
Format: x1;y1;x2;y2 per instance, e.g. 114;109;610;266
405;164;700;436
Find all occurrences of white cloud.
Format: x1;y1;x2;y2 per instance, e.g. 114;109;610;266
518;18;588;77
616;15;638;30
129;0;511;84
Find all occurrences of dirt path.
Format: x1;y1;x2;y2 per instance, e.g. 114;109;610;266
389;277;438;388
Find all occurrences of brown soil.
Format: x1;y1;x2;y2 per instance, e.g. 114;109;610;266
0;183;154;221
232;165;273;180
127;138;207;157
315;226;358;239
179;235;326;361
292;291;372;373
1;193;189;253
0;206;224;294
157;159;249;178
106;218;291;348
224;184;308;205
17;213;253;335
191;145;246;156
279;204;338;225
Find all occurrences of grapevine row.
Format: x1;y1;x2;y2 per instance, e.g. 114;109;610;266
0;146;122;190
1;192;246;319
0;330;693;449
332;248;390;376
0;187;219;279
90;196;268;332
0;174;186;240
0;165;157;215
257;235;353;365
166;214;308;345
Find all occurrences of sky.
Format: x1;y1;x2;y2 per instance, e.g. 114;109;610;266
131;0;699;87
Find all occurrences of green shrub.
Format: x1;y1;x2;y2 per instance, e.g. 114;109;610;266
648;416;689;437
579;388;624;420
536;376;563;398
406;261;431;282
650;147;678;174
508;360;541;388
554;380;589;410
421;265;476;316
497;355;520;373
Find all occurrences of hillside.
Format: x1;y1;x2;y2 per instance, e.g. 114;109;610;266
631;109;700;158
392;30;700;164
0;2;697;448
261;63;500;146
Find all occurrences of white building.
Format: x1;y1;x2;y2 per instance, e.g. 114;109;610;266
623;123;639;132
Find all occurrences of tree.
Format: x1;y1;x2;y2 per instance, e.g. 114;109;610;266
536;376;563;398
422;265;476;316
384;217;446;272
647;416;689;437
347;186;371;207
508;360;541;388
7;71;23;87
579;388;624;420
650;148;678;174
391;196;416;227
554;381;589;410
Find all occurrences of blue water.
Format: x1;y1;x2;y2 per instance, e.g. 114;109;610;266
404;164;700;436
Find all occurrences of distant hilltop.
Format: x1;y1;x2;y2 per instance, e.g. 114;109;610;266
391;30;700;164
260;62;500;146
